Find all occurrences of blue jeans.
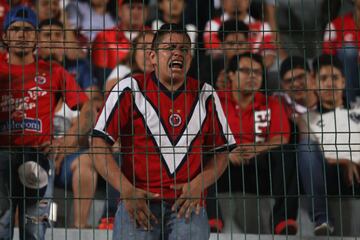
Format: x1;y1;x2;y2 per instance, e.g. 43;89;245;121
0;149;55;240
113;201;210;240
337;44;360;104
297;139;331;226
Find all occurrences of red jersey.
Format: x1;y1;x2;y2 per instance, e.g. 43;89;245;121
217;91;290;144
92;25;143;69
203;13;275;54
323;12;360;55
0;54;88;146
93;72;236;200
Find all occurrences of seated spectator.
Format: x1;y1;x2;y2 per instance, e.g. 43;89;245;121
38;18;101;228
323;0;360;104
148;0;197;55
276;56;318;118
105;31;154;93
33;0;87;60
203;0;275;67
200;19;249;88
91;0;149;88
216;52;299;235
38;18;102;101
299;54;360;235
66;0;115;42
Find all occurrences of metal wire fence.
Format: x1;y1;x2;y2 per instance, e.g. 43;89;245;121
0;0;359;239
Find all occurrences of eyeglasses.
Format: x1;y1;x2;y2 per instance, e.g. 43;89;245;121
282;73;307;84
236;67;262;77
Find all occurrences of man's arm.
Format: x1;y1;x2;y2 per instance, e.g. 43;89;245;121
91;136;159;230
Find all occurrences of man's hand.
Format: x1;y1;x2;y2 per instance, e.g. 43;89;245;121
122;187;159;230
229;144;265;165
40;137;77;175
170;181;203;220
327;158;360;186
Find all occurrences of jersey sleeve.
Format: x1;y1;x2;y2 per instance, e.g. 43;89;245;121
203;19;221;50
268;98;291;142
92;81;132;145
322;22;337;55
57;66;89;110
203;89;236;153
250;22;275;54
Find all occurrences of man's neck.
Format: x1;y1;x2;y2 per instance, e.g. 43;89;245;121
8;52;34;66
231;11;247;21
162;14;181;24
232;91;254;109
322;98;343;111
296;91;318;109
157;74;184;93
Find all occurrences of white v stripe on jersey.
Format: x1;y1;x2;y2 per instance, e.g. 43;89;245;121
95;77;235;175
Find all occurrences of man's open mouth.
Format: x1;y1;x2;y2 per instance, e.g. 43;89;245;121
169;60;184;70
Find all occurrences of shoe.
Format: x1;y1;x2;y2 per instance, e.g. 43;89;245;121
208;218;223;233
274;219;298;235
98;217;114;230
314;222;334;236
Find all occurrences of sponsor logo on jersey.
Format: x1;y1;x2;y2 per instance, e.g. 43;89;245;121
34;75;47;85
169;113;182;127
350;112;360;123
0;117;42;132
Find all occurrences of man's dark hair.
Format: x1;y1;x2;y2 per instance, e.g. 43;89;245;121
218;20;249;42
280;55;310;79
151;23;191;50
39;18;64;30
227;52;264;74
312;54;344;75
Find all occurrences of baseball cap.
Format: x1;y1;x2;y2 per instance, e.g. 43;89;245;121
280;56;310;79
3;6;38;31
17;153;50;201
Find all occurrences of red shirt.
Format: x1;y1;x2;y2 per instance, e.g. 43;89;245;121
0;54;88;146
217;91;290;144
93;72;236;201
323;12;360;55
203;13;275;53
92;25;145;69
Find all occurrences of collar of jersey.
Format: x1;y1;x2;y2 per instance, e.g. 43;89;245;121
150;72;185;100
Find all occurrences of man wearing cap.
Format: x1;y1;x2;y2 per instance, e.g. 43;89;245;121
91;0;149;88
0;6;90;239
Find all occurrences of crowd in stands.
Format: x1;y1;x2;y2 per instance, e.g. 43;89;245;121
0;0;360;239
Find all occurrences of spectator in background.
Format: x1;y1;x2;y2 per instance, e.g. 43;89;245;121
33;0;87;60
276;56;318;118
148;0;197;55
0;6;90;238
323;0;360;104
299;54;360;235
91;0;149;89
200;19;249;88
217;52;299;235
105;31;154;93
38;18;101;229
66;0;115;42
203;0;275;68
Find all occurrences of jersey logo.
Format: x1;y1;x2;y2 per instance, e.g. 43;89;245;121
254;110;271;142
34;75;46;85
169;113;182;127
0;117;42;133
95;78;235;176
